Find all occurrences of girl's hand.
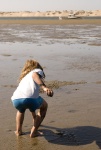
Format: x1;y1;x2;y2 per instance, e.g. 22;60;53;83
43;87;54;97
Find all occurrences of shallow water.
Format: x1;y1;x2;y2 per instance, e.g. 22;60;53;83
0;24;101;83
0;24;101;44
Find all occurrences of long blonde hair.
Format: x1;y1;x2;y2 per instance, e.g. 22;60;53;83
19;59;45;82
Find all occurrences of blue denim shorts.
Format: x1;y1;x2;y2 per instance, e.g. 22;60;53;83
12;96;43;113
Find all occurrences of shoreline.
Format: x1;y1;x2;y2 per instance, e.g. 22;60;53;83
0;19;101;25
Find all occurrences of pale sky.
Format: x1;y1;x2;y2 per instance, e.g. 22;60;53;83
0;0;101;12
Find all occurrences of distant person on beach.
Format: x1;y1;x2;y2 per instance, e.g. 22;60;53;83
11;59;53;138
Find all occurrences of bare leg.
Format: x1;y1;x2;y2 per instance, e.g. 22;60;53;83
15;111;25;136
30;100;48;138
31;111;36;124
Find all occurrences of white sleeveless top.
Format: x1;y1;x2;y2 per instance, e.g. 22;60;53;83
11;69;44;100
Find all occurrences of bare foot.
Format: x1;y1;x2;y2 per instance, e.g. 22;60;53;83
14;131;23;136
30;127;43;138
30;131;43;138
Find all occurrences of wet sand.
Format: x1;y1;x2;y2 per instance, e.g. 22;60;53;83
0;20;101;150
0;19;101;25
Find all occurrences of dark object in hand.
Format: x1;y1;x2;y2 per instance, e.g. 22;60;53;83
47;91;54;97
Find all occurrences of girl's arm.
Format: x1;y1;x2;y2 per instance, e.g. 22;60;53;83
32;72;53;97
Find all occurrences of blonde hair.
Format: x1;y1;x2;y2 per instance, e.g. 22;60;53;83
19;59;45;82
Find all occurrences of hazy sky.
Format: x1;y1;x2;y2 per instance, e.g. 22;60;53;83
0;0;101;12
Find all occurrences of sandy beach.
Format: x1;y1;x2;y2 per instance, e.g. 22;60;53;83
0;19;101;150
0;19;101;25
0;10;101;17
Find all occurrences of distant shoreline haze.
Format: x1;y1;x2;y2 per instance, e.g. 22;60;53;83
0;10;101;17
